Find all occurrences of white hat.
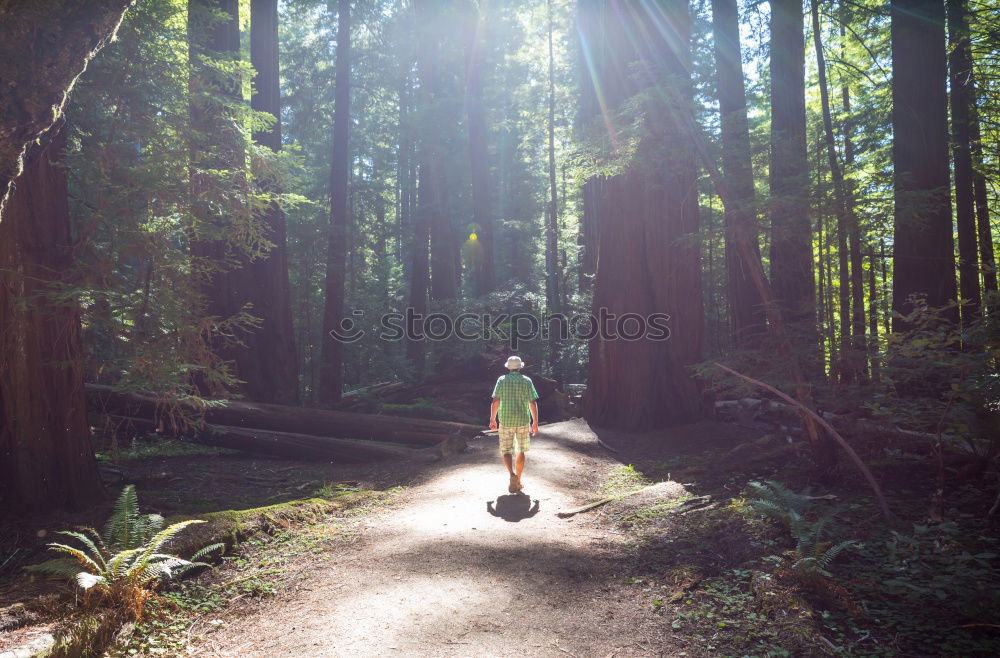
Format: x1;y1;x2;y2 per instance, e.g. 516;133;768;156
504;355;525;370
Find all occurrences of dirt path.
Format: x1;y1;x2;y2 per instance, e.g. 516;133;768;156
200;419;679;657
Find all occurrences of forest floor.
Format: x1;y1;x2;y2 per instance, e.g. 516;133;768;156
4;416;1000;656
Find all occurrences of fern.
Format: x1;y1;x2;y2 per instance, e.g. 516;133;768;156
26;486;223;615
747;479;860;583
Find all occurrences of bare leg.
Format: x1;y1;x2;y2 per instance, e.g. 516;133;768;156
515;452;525;480
503;453;514;474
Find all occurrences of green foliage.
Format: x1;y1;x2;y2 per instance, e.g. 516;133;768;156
27;486;223;616
746;480;859;582
872;298;1000;446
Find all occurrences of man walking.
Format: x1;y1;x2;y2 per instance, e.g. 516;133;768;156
488;355;539;493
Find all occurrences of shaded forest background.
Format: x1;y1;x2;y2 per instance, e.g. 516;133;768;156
1;0;1000;513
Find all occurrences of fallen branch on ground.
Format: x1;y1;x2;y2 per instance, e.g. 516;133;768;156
556;483;666;518
713;362;893;524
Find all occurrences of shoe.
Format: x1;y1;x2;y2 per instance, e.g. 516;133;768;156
508;473;519;493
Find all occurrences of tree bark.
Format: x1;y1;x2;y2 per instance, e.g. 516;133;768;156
319;0;351;405
0;127;105;512
711;0;765;349
581;0;705;430
890;0;957;328
0;0;133;218
946;0;982;326
246;0;299;404
769;0;816;355
464;1;496;297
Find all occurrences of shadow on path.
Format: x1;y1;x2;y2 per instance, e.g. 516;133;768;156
486;494;539;522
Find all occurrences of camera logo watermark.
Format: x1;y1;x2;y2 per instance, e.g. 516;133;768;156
329;308;671;349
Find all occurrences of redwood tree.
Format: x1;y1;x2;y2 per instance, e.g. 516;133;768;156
414;0;458;301
711;0;765;349
464;1;496;296
581;0;704;430
0;128;104;512
319;0;351;405
575;0;602;291
187;0;248;397
946;0;981;325
246;0;299;404
890;0;957;328
768;0;815;350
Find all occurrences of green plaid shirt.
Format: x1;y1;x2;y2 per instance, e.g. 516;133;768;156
491;371;539;427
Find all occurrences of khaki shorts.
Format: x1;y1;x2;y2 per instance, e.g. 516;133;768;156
498;425;531;455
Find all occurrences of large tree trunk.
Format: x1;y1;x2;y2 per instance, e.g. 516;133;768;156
581;0;704;430
86;384;481;446
890;0;957;329
464;2;496;297
711;0;765;349
0;0;133;218
946;0;982;326
319;0;351;405
414;0;458;301
245;0;299;405
0;128;105;512
102;416;424;463
768;0;816;356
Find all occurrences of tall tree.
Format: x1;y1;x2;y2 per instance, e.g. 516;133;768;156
890;0;957;329
414;0;458;301
319;0;351;405
246;0;299;404
810;0;854;379
464;0;496;296
768;0;816;354
711;0;765;348
0;127;105;512
187;0;247;397
581;0;704;430
545;0;562;380
946;0;982;325
0;0;133;216
970;100;998;310
838;6;866;379
575;0;602;291
406;166;430;375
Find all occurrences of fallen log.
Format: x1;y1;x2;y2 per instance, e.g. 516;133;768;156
86;384;483;447
97;414;439;463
